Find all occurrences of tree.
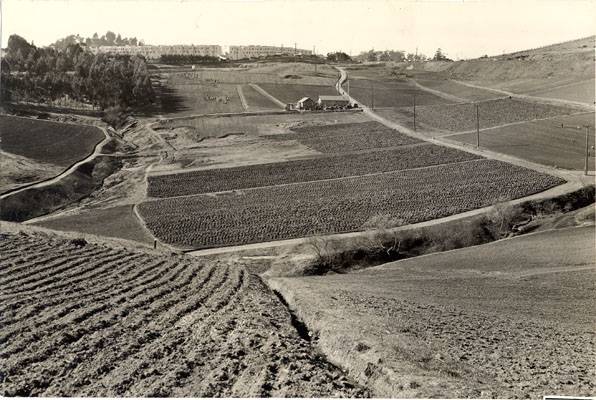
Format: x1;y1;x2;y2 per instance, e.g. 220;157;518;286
433;48;453;62
326;51;351;62
105;31;116;45
360;214;405;257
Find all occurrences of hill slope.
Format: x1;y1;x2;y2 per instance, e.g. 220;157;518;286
270;226;596;398
0;225;366;397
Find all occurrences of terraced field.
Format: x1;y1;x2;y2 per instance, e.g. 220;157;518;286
0;230;366;397
257;83;338;104
0;115;104;166
271;121;421;153
139;160;563;248
147;144;479;197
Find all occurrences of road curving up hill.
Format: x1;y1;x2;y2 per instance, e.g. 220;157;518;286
0;226;367;397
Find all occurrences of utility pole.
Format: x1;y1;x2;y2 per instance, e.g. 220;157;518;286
413;94;416;131
475;103;480;148
371;82;375;111
560;124;593;176
347;78;350;97
585;125;591;176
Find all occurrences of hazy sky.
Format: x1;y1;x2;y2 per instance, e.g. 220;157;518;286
1;0;594;59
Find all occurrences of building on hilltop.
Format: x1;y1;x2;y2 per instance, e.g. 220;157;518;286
228;45;312;60
89;45;222;60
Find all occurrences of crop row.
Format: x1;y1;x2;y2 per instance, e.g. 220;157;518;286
397;97;575;132
147;144;480;198
139;159;564;249
271;121;420;153
0;231;363;397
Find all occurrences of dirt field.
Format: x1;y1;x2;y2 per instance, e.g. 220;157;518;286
257;83;338;104
160;82;245;116
32;205;154;244
0;151;62;194
0;228;367;397
522;78;595;105
449;112;596;170
270;226;596;398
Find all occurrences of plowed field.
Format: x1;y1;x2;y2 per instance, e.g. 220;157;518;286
0;230;366;397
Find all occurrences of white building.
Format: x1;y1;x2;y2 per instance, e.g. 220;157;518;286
89;45;222;60
228;45;312;60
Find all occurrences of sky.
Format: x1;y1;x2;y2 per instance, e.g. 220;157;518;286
1;0;594;59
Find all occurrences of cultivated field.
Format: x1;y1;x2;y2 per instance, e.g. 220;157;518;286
523;78;595;105
413;78;500;101
347;78;453;108
139;160;563;248
146;144;480;197
32;205;154;244
449;112;596;170
257;83;338;104
0;229;366;397
384;98;576;133
270;121;421;153
0;115;104;167
270;226;596;398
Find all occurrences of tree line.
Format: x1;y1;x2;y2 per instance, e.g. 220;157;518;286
51;31;145;51
1;34;155;112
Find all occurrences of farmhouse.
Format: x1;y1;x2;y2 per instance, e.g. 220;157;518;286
296;97;315;110
318;95;350;108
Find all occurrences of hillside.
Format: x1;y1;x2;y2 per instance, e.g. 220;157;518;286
0;223;366;397
270;226;596;398
421;36;595;103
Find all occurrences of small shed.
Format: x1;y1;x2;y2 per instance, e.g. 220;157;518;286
296;97;315;110
318;95;349;108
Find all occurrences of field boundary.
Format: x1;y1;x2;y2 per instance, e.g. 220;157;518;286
249;83;287;108
453;80;594;111
186;180;581;257
0;125;111;199
410;79;468;103
236;84;249;111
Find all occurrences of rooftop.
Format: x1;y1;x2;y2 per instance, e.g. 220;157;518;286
318;95;348;101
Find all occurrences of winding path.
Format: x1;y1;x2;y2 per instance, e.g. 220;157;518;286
0;126;111;200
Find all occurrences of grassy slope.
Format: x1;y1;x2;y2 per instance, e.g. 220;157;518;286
0;156;122;222
270;226;596;398
33;205;155;244
0;115;104;167
449;112;596;170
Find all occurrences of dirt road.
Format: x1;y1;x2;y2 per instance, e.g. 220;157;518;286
0;127;110;200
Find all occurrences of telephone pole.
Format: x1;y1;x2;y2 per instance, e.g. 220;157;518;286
475;103;480;148
413;94;416;131
371;82;375;111
560;124;593;175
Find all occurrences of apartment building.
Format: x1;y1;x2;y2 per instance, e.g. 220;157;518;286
89;45;222;60
228;45;312;60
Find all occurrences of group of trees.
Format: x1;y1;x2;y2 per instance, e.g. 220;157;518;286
326;52;352;62
51;31;144;51
1;34;155;111
355;50;406;62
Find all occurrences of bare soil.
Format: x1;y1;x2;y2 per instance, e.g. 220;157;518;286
0;228;367;397
270;226;596;398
